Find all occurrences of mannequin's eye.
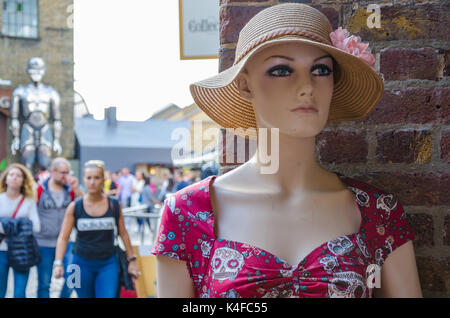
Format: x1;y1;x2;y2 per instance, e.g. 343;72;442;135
267;65;293;77
311;64;333;76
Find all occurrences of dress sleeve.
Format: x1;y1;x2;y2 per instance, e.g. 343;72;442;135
373;194;416;267
151;194;188;262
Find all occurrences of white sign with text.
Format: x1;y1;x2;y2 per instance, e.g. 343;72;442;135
179;0;219;59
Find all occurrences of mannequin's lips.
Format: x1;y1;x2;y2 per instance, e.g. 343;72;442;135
290;105;318;113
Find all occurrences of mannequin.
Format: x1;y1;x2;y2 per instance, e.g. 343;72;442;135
10;57;62;171
154;3;421;298
210;42;362;267
155;41;421;298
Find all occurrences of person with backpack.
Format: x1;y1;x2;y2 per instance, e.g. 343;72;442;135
35;157;83;298
0;163;41;298
54;160;140;298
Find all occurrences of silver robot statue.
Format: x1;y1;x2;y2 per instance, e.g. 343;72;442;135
10;57;62;171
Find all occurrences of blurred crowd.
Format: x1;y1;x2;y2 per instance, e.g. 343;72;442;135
0;158;217;298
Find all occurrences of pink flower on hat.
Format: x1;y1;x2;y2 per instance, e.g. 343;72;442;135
330;27;376;70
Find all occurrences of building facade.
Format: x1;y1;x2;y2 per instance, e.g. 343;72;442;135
0;0;74;169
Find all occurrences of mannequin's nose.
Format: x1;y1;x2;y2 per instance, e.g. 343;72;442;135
296;76;314;99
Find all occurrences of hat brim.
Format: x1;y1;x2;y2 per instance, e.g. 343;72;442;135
190;36;384;140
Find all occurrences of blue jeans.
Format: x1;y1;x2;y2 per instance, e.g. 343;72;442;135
36;246;54;298
60;242;75;298
37;242;76;298
0;251;30;298
72;253;119;298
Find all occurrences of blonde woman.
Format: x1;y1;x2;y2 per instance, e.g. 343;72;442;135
54;160;140;298
0;163;40;298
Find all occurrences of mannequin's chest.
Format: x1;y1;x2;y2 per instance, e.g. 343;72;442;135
211;189;361;266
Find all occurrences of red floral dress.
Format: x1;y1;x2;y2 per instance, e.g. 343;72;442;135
151;174;416;298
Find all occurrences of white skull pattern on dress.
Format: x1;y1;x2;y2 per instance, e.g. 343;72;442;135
211;247;245;282
201;240;212;258
348;186;370;206
356;233;371;259
319;255;340;273
374;248;384;266
376;194;398;219
328;271;367;298
327;236;355;255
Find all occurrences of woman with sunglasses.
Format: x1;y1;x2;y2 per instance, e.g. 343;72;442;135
54;160;140;298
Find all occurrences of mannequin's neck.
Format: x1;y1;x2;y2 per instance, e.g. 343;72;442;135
248;129;331;194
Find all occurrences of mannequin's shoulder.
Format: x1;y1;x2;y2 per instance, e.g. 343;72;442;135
210;162;257;193
12;85;26;96
45;85;60;98
164;176;216;214
339;174;404;214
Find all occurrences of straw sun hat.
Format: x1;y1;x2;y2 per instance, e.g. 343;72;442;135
190;3;385;140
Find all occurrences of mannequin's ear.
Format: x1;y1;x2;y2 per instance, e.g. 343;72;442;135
235;70;253;101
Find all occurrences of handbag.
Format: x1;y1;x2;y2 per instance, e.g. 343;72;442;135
116;244;135;291
109;198;136;294
6;196;42;272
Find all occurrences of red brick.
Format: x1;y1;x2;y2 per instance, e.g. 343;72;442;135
442;173;450;206
408;213;434;248
220;6;267;44
441;130;450;163
416;256;450;293
444;50;450;77
279;0;313;3
348;4;450;42
380;48;439;81
364;88;447;125
219;47;235;72
431;88;450;124
376;130;432;164
359;172;450;206
219;4;339;45
316;130;368;164
220;0;267;4
445;213;450;246
315;6;340;30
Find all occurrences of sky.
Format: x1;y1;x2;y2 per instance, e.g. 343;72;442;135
74;0;219;121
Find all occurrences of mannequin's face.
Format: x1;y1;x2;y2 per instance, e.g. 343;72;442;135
236;42;334;138
27;68;45;83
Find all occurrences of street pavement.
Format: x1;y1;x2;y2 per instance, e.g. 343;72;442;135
5;218;157;298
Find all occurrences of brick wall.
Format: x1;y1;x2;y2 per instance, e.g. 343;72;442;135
217;0;449;297
0;0;74;163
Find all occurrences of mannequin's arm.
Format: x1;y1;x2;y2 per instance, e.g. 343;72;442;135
373;241;422;298
155;255;195;298
51;90;62;154
10;88;22;155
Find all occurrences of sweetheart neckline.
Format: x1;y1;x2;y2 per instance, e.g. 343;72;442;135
206;174;365;268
